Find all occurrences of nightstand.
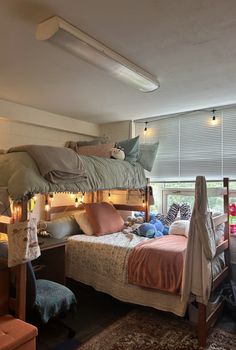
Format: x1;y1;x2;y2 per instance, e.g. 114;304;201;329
33;237;67;285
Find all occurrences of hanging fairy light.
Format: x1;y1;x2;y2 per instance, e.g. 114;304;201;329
75;196;79;208
144;121;148;135
49;193;54;203
211;109;218;126
80;192;85;203
45;197;50;212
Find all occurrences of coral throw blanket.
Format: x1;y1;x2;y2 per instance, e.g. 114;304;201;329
128;235;187;294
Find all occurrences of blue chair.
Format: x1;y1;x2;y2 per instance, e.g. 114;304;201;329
26;261;77;337
0;241;77;337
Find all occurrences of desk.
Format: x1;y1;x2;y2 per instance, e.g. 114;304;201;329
33;237;67;285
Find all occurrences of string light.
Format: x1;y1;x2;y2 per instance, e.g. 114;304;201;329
144;121;148;135
49;193;54;203
45;197;50;212
211;109;218;125
142;198;145;207
81;192;85;203
75;197;79;208
108;191;111;201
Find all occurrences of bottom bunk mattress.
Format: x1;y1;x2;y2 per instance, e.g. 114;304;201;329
65;232;189;316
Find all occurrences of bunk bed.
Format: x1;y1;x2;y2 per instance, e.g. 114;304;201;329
0;147;231;348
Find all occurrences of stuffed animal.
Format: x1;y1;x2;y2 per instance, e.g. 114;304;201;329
134;219;168;238
110;147;125;160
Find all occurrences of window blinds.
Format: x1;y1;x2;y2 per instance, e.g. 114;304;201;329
135;107;236;181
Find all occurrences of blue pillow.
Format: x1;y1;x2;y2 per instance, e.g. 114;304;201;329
138;143;159;172
116;136;139;165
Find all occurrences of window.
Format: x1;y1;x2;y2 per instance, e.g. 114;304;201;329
151;181;236;215
135;106;236;182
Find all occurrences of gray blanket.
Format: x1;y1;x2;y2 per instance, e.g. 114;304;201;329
0;152;146;200
8;145;87;184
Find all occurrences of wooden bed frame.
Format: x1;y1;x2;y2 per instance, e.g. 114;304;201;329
0;178;230;348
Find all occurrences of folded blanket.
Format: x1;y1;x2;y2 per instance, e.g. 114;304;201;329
128;235;187;293
8;145;87;184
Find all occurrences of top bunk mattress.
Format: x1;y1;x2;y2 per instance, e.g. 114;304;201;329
0;152;146;200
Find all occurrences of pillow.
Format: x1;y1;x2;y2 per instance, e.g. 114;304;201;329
77;143;115;158
83;202;124;236
116;136;140;165
169;220;190;237
65;136;109;152
137;143;159;172
38;216;81;239
74;211;94;235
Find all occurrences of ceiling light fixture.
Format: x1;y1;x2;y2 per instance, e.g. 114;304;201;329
36;16;160;92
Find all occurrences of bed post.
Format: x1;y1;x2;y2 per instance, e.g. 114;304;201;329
197;177;230;348
198;303;207;348
145;178;150;222
14;199;28;321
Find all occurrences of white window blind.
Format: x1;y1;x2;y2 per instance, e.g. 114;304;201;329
222;109;236;178
135;107;236;181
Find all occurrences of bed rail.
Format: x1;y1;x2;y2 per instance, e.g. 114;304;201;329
198;177;230;348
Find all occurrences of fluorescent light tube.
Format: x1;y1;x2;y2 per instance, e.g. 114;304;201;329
36;16;160;92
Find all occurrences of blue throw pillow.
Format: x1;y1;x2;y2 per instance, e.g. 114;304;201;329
116;136;140;165
138;143;159;172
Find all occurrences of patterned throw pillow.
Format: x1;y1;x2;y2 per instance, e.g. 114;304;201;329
164;203;180;226
179;203;191;220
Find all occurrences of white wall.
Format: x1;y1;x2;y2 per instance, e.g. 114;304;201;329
0;99;100;137
100;121;131;142
0;119;94;149
0;99;100;149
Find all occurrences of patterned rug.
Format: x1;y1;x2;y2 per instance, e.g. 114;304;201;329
79;308;236;350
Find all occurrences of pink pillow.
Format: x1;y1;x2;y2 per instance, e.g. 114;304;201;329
74;211;94;235
83;202;124;236
78;143;115;158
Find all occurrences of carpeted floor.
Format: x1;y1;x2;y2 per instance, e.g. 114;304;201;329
79;308;236;350
37;281;236;350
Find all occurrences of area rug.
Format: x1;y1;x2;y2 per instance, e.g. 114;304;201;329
79;308;236;350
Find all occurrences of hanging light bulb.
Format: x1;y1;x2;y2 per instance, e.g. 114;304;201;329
142;198;146;207
45;198;50;212
144;121;148;135
80;192;85;203
75;197;79;208
49;193;54;203
211;109;218;125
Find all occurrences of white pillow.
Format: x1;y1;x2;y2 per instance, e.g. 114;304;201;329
74;211;94;235
169;220;190;237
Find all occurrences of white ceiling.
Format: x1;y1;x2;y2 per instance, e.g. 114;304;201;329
1;0;236;124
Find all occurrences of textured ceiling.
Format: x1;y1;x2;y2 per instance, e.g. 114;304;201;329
1;0;236;123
